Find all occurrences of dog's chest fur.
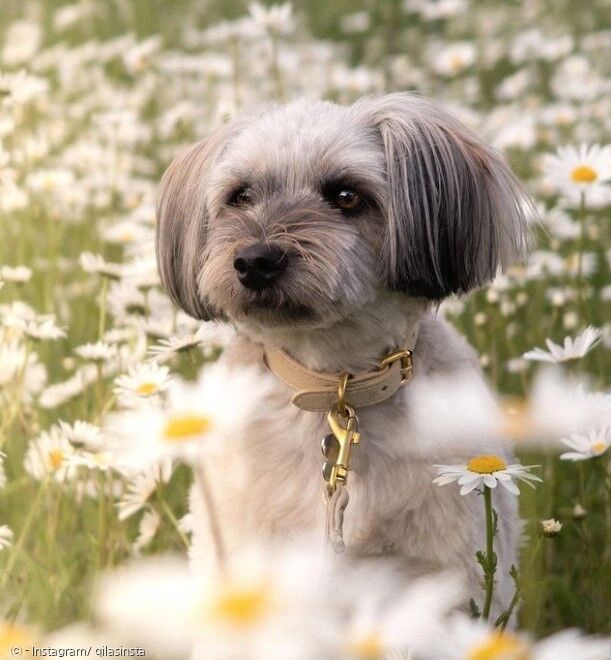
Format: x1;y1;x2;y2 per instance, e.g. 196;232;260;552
189;315;518;612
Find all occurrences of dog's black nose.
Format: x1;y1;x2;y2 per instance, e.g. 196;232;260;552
233;243;287;290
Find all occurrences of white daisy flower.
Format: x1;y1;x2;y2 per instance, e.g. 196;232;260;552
432;41;476;76
0;525;13;550
543;143;611;204
0;265;32;283
58;420;104;450
560;427;610;461
114;362;172;407
434;454;541;495
74;341;117;363
416;613;611;660
132;509;161;555
23;427;77;482
107;363;271;469
79;252;124;280
21;316;66;341
116;459;173;521
523;326;601;363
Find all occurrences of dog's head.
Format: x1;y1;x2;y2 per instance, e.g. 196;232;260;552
156;93;530;330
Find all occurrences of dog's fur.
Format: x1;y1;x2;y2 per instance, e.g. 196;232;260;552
155;93;531;616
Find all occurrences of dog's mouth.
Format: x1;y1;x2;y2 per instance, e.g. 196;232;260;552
240;296;318;323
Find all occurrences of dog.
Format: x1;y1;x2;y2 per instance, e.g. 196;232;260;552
155;92;531;617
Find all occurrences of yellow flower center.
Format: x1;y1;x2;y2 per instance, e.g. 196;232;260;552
469;631;531;660
163;414;211;442
501;397;532;441
48;449;65;470
467;455;507;474
0;623;33;652
211;584;271;627
136;381;159;396
450;55;465;71
590;442;607;455
570;165;597;183
347;632;385;659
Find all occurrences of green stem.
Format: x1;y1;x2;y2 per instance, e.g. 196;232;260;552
98;276;109;340
157;487;190;550
576;191;588;323
482;485;496;621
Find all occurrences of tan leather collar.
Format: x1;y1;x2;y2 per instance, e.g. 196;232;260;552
263;325;420;412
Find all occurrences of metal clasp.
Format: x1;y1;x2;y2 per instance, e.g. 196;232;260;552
379;348;413;384
321;404;360;493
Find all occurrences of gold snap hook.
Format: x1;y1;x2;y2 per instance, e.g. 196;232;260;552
337;372;350;416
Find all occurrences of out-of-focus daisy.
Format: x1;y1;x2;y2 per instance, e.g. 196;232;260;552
434;455;541;495
415;613;611;660
116;459;173;520
74;341;117;363
0;265;32;283
560;427;610;461
23;427;77;482
541;519;563;538
432;41;476;76
501;368;611;446
0;525;13;550
95;545;332;660
148;322;231;362
248;2;293;35
0;621;37;656
58;420;104;450
79;252;124;280
132;509;161;555
114;362;171;407
106;363;273;469
543;144;611;204
21;316;66;341
523;326;601;363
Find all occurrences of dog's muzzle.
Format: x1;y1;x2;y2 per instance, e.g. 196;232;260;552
233;242;287;291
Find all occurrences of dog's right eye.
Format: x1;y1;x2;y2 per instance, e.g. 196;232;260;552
227;187;254;207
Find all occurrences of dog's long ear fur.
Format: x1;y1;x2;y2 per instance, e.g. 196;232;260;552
155;122;242;319
361;93;532;299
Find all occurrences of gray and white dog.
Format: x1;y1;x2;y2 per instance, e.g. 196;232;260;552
155;93;531;616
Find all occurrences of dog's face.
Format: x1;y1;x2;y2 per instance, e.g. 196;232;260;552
156;94;530;331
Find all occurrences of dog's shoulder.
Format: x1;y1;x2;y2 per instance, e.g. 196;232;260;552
414;314;480;376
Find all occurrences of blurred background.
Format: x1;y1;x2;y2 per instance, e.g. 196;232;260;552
0;0;609;646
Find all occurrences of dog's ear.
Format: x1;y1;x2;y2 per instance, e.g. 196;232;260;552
155;122;242;319
361;93;532;299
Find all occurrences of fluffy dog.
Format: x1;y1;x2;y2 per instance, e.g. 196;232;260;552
155;93;531;616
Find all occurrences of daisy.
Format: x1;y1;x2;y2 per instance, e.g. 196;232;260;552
434;455;541;495
74;341;117;363
560;427;610;461
107;363;270;469
79;252;124;280
432;41;476;76
114;362;171;407
0;525;13;550
0;265;32;283
132;509;161;555
58;420;104;450
23;427;77;482
415;613;611;660
116;459;173;520
523;326;601;363
543;143;611;204
21;316;66;341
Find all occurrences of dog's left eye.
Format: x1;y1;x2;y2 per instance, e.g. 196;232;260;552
323;183;363;213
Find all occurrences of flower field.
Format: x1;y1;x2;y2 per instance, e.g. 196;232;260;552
0;0;609;657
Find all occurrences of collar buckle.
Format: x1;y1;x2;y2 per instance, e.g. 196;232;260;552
379;348;413;384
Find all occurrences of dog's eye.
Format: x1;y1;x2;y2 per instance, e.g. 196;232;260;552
227;186;254;207
335;189;361;210
322;182;364;214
